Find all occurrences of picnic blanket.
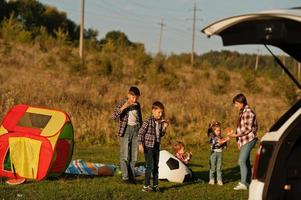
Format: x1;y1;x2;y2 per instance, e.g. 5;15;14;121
65;159;116;176
65;159;146;176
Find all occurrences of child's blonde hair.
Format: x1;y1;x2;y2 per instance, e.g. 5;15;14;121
207;120;221;137
172;141;185;153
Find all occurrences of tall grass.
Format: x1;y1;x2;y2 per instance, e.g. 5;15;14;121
0;37;293;146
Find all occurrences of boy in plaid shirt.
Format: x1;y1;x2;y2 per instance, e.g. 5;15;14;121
138;101;169;192
112;86;142;184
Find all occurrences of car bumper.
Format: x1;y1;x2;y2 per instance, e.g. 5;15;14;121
249;179;264;200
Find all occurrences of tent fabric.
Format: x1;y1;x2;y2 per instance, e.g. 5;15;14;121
0;105;74;181
49;139;70;173
9;137;42;179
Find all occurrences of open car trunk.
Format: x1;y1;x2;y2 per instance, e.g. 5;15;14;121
202;8;301;200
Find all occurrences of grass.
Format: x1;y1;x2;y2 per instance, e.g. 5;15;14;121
0;144;252;200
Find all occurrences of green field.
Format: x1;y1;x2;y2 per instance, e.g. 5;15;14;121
0;145;251;200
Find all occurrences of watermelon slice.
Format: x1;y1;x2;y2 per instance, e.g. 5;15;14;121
6;178;26;185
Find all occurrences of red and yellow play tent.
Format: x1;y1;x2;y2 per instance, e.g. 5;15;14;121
0;105;74;180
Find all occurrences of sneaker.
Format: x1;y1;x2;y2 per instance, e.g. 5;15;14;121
233;182;248;190
153;185;160;192
209;179;215;185
142;185;153;192
217;180;223;186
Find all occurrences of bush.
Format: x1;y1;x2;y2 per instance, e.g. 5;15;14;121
211;69;230;95
69;58;86;75
94;56;112;76
43;55;56;68
243;70;262;93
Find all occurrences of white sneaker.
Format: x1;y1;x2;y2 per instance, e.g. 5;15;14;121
209;179;215;185
217;180;223;186
233;182;248;190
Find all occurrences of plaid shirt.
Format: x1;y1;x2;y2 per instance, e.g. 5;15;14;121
138;116;166;148
112;98;142;137
236;105;258;147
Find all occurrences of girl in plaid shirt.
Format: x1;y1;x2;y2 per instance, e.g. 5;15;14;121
226;93;258;190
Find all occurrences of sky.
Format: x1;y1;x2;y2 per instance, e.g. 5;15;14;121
39;0;301;55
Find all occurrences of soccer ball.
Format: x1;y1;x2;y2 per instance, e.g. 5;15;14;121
158;150;192;183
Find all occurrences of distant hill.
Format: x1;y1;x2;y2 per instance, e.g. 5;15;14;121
0;1;300;146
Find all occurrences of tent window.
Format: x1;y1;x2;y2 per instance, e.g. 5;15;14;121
17;113;52;129
4;149;11;171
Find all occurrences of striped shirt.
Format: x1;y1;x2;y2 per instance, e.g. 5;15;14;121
138;116;166;148
112;98;142;137
236;105;258;147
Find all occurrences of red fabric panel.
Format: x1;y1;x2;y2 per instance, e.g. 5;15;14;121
14;126;41;135
0;135;16;179
2;105;28;132
48;139;70;174
36;139;53;180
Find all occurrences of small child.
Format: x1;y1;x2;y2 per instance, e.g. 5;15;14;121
138;101;169;192
172;141;192;165
208;121;230;186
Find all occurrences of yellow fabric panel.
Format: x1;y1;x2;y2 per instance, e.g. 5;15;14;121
0;125;8;136
27;107;66;137
9;137;41;179
41;112;66;137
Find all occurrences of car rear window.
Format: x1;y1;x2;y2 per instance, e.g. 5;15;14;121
257;141;275;181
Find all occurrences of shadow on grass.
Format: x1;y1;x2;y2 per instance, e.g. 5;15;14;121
159;166;241;192
55;173;111;180
189;165;241;183
159;179;205;192
222;166;241;183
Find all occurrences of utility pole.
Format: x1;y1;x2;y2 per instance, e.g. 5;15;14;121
191;3;196;66
79;0;85;65
158;18;165;54
189;2;201;67
254;49;259;71
298;62;301;78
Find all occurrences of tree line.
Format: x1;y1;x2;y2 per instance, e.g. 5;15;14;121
0;0;298;75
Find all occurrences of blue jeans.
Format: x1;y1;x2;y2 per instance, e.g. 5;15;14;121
209;151;223;181
239;138;257;186
144;142;160;186
119;125;139;180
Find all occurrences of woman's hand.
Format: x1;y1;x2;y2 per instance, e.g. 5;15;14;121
225;127;236;137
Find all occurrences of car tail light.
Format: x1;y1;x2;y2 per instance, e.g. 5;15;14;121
252;144;262;179
252;141;275;181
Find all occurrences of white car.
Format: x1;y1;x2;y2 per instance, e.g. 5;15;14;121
202;8;301;200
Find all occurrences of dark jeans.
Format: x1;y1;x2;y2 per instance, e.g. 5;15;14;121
119;125;139;180
144;142;160;186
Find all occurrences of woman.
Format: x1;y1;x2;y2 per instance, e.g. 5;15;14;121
227;93;258;190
